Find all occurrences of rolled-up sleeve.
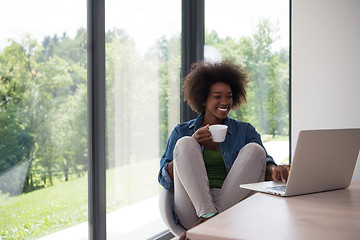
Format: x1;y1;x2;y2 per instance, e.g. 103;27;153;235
158;126;182;190
160;163;173;189
246;123;277;166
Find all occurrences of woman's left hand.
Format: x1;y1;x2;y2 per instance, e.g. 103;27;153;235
268;164;291;182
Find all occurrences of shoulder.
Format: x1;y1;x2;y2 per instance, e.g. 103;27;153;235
226;117;253;129
171;118;196;136
226;118;259;136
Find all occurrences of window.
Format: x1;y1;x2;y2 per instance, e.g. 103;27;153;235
0;0;88;239
205;0;290;164
105;0;181;238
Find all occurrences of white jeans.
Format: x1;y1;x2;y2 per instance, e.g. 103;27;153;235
173;136;266;229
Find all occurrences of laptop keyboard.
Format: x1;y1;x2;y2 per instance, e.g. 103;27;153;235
268;185;286;192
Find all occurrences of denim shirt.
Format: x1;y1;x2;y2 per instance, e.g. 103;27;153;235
158;113;275;190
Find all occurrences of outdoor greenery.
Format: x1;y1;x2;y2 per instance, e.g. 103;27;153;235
205;19;289;137
0;28;88;193
0;172;87;239
0;159;159;240
0;18;288;239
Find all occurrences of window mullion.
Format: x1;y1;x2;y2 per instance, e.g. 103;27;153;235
87;0;107;239
181;0;205;122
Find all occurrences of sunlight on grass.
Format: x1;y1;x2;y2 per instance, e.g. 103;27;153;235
0;159;160;240
0;173;88;239
261;134;289;142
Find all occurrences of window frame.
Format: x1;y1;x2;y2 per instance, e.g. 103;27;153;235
87;0;107;239
181;0;204;122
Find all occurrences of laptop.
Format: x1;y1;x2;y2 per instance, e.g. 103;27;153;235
240;128;360;197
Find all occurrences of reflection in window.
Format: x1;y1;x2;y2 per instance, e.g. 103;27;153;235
205;0;290;164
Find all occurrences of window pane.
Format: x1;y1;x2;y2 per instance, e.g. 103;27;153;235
0;0;88;239
105;0;181;238
205;0;290;164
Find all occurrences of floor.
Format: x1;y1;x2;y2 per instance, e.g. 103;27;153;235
38;195;168;240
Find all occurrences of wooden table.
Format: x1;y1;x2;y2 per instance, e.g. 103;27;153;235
187;182;360;240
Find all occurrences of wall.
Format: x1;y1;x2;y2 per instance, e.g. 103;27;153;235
292;0;360;181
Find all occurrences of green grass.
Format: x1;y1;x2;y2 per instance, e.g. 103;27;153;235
0;159;160;240
0;175;88;239
261;134;289;142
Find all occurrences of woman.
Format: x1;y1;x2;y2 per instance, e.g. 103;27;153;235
158;61;290;240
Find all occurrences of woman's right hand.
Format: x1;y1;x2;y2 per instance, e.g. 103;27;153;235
192;124;212;145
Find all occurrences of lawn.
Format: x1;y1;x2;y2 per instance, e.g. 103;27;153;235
0;159;160;240
0;137;289;239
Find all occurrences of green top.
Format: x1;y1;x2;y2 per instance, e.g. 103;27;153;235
203;149;227;189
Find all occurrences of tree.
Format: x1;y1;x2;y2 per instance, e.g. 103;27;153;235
206;19;289;136
0;39;38;185
0;46;28;174
0;32;87;192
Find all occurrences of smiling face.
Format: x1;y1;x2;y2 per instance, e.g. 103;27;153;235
203;82;233;125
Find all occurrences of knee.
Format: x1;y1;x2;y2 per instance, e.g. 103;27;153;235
241;143;266;166
173;136;200;161
175;136;196;149
245;142;265;153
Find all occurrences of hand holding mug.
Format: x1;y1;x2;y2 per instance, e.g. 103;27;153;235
192;124;212;145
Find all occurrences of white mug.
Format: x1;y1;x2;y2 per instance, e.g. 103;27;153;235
209;124;228;142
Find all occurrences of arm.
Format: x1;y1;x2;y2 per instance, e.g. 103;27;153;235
244;123;290;181
167;161;174;180
245;124;276;165
158;127;181;190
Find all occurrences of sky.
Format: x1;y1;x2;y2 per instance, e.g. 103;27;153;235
206;0;289;50
1;0;86;49
0;0;289;53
